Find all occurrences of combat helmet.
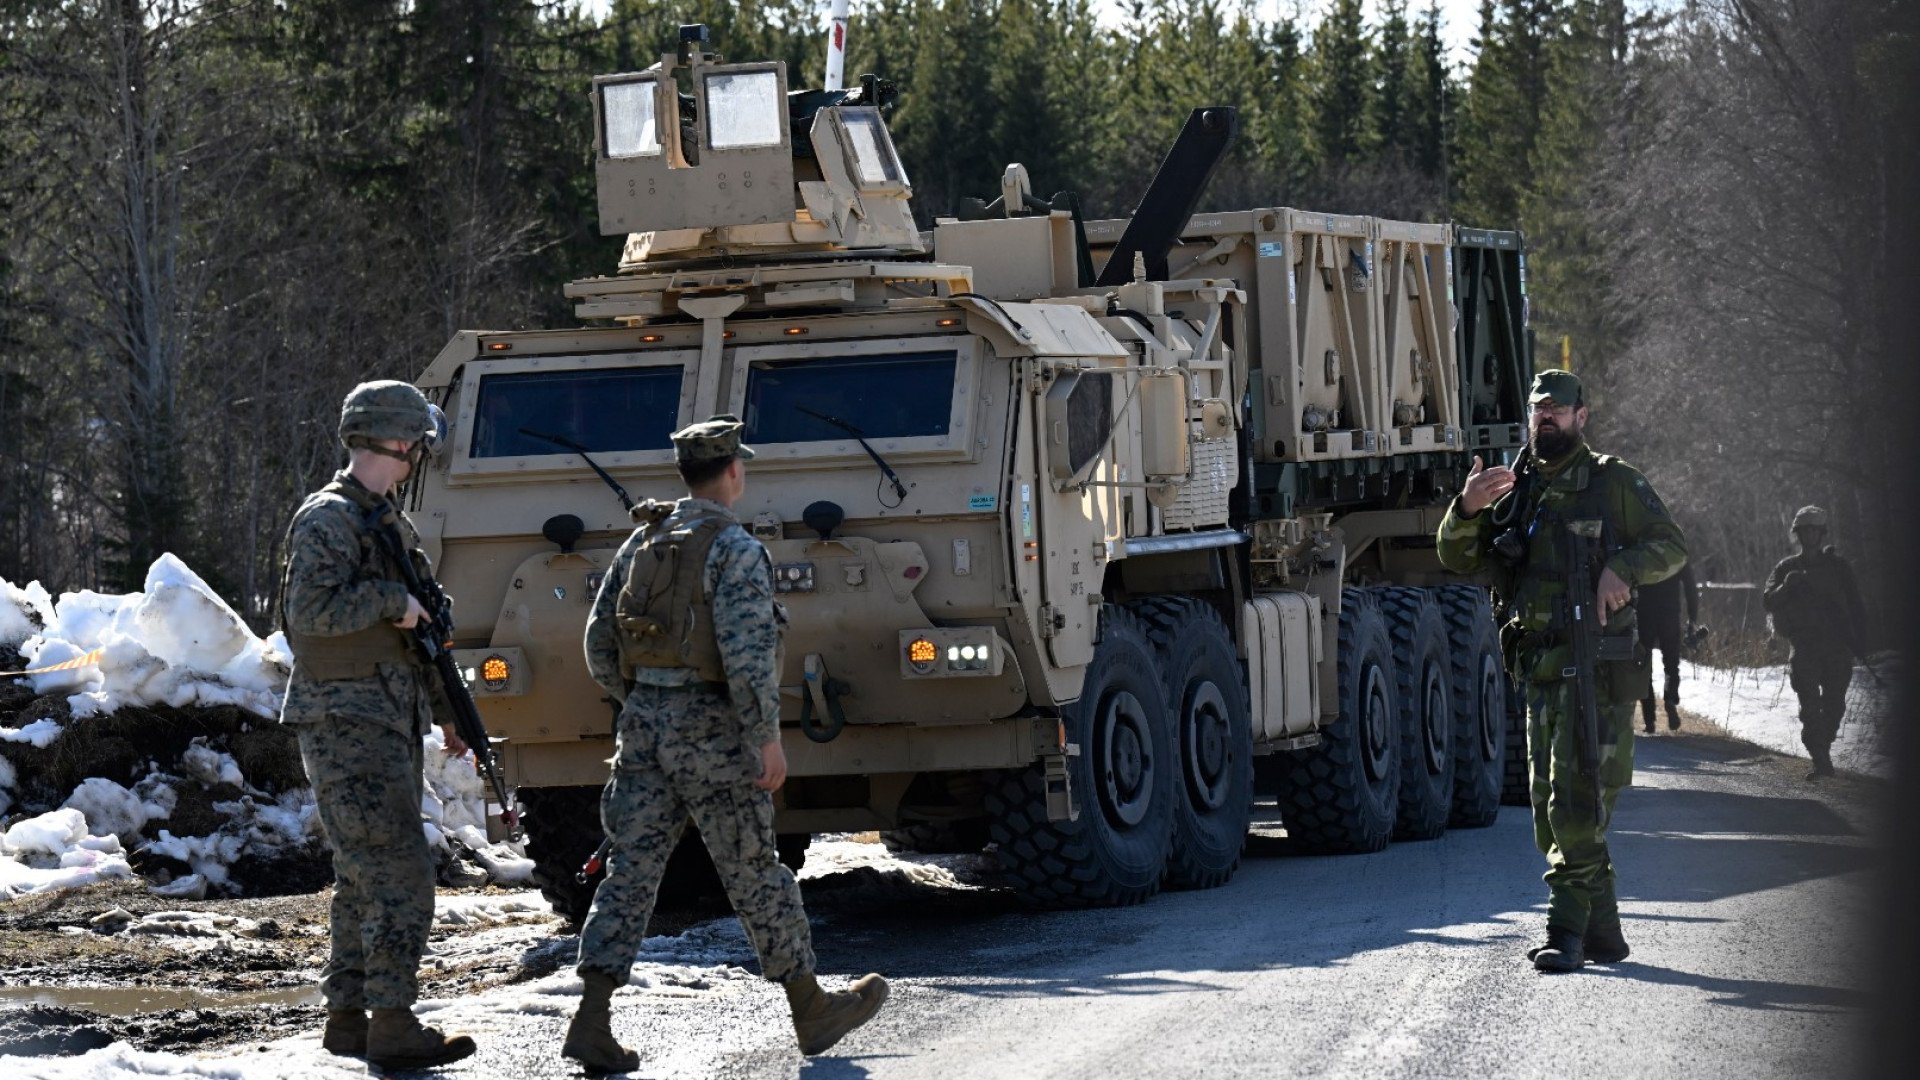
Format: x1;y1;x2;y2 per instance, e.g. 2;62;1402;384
1790;505;1829;532
338;380;446;455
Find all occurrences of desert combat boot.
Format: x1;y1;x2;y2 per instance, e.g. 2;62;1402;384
321;1008;366;1057
785;972;889;1055
366;1007;476;1070
563;970;641;1074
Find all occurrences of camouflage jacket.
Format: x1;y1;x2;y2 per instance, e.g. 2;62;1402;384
585;497;785;748
1436;442;1688;685
1763;546;1865;656
278;470;437;737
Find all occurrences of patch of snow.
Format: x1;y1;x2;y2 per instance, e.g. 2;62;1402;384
1679;654;1898;777
181;737;247;789
0;753;14;815
0;808;136;899
1;576;52;645
0;717;64;748
63;778;153;841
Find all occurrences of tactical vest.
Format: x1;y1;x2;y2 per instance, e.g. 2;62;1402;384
280;478;420;682
1497;452;1648;695
614;505;732;684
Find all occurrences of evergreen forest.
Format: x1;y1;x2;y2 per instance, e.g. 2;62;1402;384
1;0;1915;644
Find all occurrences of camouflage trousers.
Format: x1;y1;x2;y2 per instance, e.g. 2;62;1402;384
1789;649;1853;757
1526;682;1636;934
576;683;815;984
297;717;434;1010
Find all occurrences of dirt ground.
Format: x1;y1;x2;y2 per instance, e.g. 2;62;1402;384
0;875;732;1057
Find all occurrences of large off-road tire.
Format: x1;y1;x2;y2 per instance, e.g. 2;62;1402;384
1501;675;1531;806
1270;589;1400;853
1436;584;1506;828
1379;587;1454;842
1131;596;1253;890
880;819;989;855
984;606;1174;907
521;785;604;927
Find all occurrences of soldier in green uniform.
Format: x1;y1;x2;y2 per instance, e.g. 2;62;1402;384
563;415;888;1073
278;381;476;1068
1762;505;1867;779
1436;371;1687;973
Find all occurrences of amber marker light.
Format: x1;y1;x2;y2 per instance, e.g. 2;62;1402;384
783;326;809;336
908;637;938;664
640;334;664;343
485;341;513;351
481;654;511;691
936;318;960;327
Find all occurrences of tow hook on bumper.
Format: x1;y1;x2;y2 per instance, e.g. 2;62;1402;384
800;653;852;744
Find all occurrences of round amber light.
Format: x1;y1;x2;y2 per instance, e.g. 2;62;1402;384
481;655;511;689
907;638;937;665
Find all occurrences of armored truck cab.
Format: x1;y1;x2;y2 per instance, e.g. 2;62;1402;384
406;30;1534;920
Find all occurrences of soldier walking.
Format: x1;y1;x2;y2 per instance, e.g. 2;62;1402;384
1436;371;1687;973
278;381;476;1069
1637;560;1699;734
1762;505;1867;780
564;415;887;1072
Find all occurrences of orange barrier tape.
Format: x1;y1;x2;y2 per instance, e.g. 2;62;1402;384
0;646;105;679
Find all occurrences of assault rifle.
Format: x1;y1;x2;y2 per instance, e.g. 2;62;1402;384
1559;521;1635;824
365;505;524;842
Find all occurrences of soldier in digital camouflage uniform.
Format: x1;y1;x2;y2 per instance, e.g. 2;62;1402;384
1762;505;1867;779
563;414;887;1073
278;380;476;1069
1436;371;1687;973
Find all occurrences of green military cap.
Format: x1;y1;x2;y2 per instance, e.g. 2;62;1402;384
671;413;756;462
1792;505;1829;530
1527;369;1585;406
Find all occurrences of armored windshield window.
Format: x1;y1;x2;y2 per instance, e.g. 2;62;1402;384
471;367;681;458
602;78;661;158
1064;374;1112;476
705;71;783;149
841;109;905;186
743;353;955;444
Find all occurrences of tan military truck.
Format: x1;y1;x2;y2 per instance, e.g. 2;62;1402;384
405;29;1534;920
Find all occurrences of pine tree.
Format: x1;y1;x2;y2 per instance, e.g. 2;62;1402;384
1309;0;1374;166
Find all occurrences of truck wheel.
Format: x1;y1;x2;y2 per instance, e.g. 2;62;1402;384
984;606;1174;907
1436;584;1506;828
1379;588;1454;841
1501;677;1531;805
880;819;989;855
1272;589;1400;853
1132;597;1252;890
521;785;604;928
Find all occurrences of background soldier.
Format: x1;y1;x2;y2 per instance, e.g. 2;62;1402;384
1762;505;1868;779
1436;371;1687;973
1638;560;1699;733
564;415;887;1073
278;381;476;1069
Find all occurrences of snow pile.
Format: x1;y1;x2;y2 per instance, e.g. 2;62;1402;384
1679;653;1900;777
0;807;135;899
2;556;290;725
2;554;536;900
0;577;53;646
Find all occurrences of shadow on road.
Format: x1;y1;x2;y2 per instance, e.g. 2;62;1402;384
1588;962;1868;1013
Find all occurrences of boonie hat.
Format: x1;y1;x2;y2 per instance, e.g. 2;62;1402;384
1528;370;1585;407
672;413;755;462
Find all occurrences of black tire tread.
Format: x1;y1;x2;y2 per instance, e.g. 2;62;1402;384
1436;584;1505;828
1378;587;1453;842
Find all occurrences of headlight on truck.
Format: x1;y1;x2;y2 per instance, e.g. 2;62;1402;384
899;629;1005;678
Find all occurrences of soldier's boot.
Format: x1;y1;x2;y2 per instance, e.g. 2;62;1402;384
365;1008;476;1071
1584;918;1631;964
1639;697;1656;735
1807;745;1835;780
563;971;640;1074
1526;926;1586;973
320;1008;367;1057
1665;700;1681;731
785;972;889;1056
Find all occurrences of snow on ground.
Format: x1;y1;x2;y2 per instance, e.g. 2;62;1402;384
1;556;533;898
1678;653;1900;777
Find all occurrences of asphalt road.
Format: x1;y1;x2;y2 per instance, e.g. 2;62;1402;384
458;729;1882;1080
